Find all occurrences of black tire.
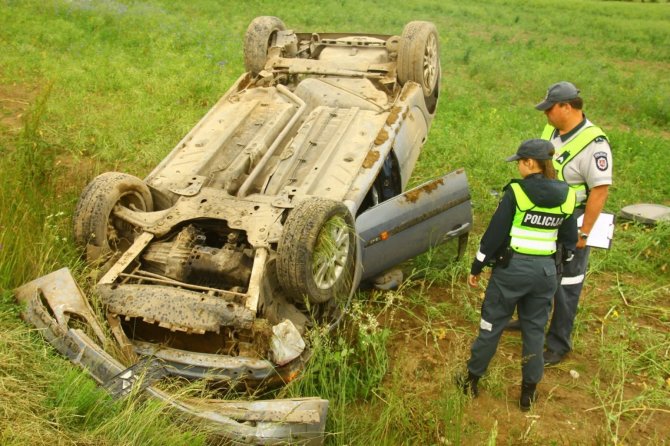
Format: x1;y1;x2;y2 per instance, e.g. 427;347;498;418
277;198;356;304
73;172;153;263
244;16;286;75
397;21;440;99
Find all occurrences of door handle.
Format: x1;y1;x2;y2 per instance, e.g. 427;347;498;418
445;222;471;238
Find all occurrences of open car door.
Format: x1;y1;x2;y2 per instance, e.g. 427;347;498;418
356;168;472;280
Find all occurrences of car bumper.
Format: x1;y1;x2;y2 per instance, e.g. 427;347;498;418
14;268;328;445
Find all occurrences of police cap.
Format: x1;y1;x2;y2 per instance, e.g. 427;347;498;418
535;81;580;111
506;139;554;162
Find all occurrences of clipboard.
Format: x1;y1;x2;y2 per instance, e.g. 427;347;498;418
577;212;615;249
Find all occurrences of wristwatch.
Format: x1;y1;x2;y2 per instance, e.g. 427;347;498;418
578;229;589;240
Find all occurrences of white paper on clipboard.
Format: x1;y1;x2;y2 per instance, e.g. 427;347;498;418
577;212;615;249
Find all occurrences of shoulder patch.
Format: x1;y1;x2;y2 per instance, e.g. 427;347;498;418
594;151;609;171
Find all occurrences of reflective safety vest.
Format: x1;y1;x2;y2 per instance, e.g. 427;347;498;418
509;182;576;255
541;124;608;205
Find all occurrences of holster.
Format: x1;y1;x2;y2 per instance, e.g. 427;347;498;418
489;245;512;269
555;243;563;267
554;245;563;276
554;243;574;276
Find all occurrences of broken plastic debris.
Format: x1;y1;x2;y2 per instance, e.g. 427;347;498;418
270;319;306;366
373;268;403;291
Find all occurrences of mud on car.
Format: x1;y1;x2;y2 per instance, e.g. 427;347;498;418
16;17;472;444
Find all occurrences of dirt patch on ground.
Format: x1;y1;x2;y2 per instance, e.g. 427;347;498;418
380;275;670;445
0;81;102;193
0;82;37;135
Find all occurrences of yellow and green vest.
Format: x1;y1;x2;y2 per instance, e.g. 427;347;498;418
541;124;607;204
509;182;576;255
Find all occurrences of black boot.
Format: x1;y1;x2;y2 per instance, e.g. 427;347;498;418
520;381;537;411
456;371;480;397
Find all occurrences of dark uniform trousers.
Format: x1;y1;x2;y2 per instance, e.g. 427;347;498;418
468;255;557;384
545;208;590;356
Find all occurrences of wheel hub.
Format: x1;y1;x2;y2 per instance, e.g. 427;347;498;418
423;33;438;93
313;217;351;290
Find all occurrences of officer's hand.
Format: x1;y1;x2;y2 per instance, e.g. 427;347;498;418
468;274;479;287
576;238;587;249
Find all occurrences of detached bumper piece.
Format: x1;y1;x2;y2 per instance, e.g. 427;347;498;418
14;268;328;445
103;357;170;398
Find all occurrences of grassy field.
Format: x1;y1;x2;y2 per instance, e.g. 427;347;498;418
1;0;669;444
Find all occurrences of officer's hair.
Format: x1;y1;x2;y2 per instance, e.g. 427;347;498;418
521;149;557;179
567;97;583;110
539;147;557;179
538;158;557;179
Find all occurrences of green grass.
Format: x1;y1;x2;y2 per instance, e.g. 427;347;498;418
1;0;669;444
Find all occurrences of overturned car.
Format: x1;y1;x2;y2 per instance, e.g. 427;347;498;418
16;17;472;444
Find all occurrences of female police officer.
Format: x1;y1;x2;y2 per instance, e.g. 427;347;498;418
458;139;577;411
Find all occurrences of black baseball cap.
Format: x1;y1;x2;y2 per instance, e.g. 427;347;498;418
506;139;554;162
535;81;580;111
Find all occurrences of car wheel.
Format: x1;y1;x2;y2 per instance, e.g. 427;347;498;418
277;198;356;304
244;16;286;76
397;21;440;99
73;172;153;263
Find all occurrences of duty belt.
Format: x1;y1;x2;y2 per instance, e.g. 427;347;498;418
512;252;553;259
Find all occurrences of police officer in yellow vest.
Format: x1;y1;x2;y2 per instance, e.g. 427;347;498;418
535;81;613;366
460;139;577;411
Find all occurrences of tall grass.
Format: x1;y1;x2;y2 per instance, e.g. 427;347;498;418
0;310;210;445
1;0;669;444
0;83;76;287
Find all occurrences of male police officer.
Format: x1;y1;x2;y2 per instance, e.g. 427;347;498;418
535;81;613;365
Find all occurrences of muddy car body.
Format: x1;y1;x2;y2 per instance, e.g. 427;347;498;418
16;17;472;444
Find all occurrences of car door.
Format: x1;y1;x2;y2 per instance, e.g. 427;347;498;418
355;168;472;280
